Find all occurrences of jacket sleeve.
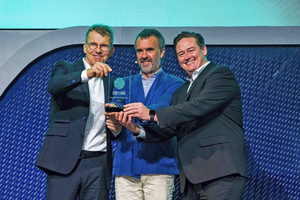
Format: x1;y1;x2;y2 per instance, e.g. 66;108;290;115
157;66;239;129
47;60;84;96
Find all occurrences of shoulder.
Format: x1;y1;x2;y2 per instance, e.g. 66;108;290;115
161;71;184;83
207;63;235;77
54;59;82;68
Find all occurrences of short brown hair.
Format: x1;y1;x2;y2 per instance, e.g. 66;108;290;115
173;31;205;49
85;24;114;47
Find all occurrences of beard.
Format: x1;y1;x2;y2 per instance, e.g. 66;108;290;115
138;58;161;75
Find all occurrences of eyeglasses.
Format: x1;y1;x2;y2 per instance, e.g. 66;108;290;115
87;42;110;52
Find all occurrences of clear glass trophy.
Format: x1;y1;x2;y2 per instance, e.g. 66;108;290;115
105;70;131;112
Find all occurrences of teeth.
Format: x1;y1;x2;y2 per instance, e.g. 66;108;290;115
187;61;194;65
142;62;151;65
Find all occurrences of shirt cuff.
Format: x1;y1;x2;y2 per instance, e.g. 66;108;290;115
81;70;89;83
136;124;146;139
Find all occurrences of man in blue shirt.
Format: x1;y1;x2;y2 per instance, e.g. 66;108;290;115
106;29;184;200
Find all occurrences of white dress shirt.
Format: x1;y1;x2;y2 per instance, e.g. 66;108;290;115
80;58;107;152
186;61;210;92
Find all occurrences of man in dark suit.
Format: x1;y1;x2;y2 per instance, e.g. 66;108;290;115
35;24;115;200
116;31;248;200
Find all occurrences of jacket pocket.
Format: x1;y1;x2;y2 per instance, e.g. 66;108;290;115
46;117;71;137
199;135;227;147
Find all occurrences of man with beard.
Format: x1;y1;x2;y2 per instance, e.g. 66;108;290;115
105;29;184;200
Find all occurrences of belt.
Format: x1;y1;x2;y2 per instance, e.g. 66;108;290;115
79;150;106;159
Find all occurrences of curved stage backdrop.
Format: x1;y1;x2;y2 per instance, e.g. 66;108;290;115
0;40;299;199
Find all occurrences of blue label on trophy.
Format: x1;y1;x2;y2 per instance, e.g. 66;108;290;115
114;78;125;89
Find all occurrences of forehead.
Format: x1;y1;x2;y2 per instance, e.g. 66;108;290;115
176;37;198;52
87;30;110;43
136;35;159;48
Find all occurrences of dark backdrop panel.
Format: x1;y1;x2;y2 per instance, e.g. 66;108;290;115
0;45;299;200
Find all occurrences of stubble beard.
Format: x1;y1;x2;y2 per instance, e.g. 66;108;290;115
139;58;161;75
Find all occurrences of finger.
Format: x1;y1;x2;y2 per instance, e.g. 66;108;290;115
105;112;115;118
121;112;128;124
128;115;132;123
123;106;138;113
102;65;109;76
102;63;112;72
117;112;123;121
98;67;104;78
123;103;136;108
99;63;112;75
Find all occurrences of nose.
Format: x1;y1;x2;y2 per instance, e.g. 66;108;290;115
184;52;190;61
141;50;148;58
95;45;102;53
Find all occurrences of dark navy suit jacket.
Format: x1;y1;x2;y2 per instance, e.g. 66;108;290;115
35;59;114;191
142;62;248;192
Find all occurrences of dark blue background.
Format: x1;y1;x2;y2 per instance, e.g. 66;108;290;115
0;44;299;199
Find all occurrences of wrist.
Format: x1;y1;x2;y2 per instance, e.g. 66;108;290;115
149;110;156;122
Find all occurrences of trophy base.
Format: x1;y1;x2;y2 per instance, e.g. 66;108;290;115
105;107;124;112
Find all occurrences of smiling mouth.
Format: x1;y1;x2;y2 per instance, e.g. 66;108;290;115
186;60;195;65
140;61;152;66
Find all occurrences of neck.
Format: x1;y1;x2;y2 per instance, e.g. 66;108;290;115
142;68;161;81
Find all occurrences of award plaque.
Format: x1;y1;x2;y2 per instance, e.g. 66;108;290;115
106;70;131;112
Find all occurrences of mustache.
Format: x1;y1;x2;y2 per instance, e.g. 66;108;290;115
139;59;152;63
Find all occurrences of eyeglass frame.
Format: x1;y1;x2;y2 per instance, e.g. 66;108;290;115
87;42;111;52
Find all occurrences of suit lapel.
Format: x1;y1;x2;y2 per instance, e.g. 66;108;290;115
176;62;216;140
143;71;166;106
74;59;90;102
103;76;112;103
185;62;216;100
131;74;145;103
174;81;190;103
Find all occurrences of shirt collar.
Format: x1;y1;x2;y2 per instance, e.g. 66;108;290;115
82;58;91;70
186;61;210;82
140;68;163;80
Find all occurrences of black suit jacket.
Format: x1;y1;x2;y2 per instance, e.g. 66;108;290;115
142;62;248;192
35;59;114;190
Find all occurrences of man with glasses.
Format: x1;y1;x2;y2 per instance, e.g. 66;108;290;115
36;24;115;200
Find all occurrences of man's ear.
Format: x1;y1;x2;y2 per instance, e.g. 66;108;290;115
202;45;207;56
160;47;165;58
83;43;87;54
108;46;115;57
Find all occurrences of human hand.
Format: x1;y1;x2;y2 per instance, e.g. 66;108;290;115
105;105;122;133
115;111;141;136
87;62;112;78
123;103;150;121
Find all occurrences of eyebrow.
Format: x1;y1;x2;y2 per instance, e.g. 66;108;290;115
136;47;155;51
177;46;195;54
187;47;195;51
